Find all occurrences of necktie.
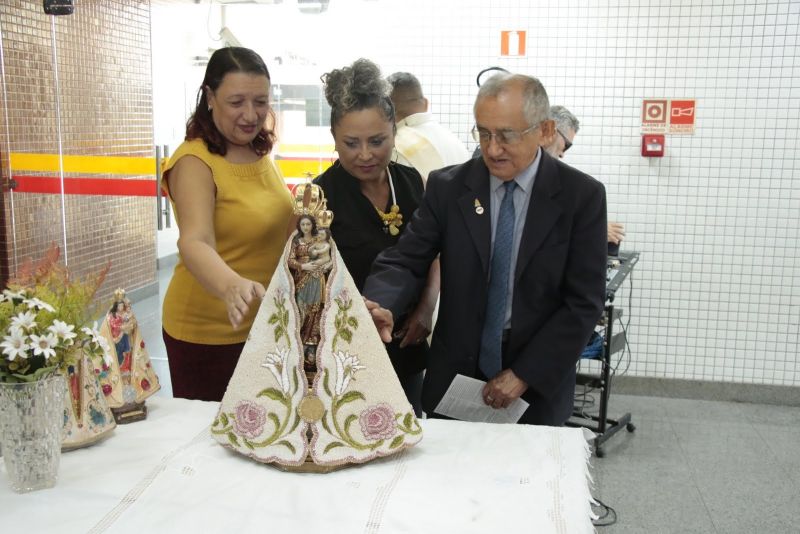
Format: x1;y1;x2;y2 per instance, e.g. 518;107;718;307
479;180;517;379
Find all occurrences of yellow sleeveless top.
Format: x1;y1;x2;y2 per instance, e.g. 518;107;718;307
161;139;293;344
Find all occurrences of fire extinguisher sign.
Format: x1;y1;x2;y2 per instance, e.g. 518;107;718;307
642;99;696;134
500;31;526;56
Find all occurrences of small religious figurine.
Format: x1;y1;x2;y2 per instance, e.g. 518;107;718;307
97;289;160;423
108;299;134;376
288;215;333;374
61;349;116;450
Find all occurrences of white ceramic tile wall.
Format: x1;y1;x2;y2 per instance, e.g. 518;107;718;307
154;0;799;387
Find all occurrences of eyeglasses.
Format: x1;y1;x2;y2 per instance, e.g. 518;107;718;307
471;123;540;145
557;129;573;152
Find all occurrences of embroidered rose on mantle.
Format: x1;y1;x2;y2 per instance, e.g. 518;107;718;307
359;404;396;440
233;400;267;439
211;343;302;453
318;350;421;454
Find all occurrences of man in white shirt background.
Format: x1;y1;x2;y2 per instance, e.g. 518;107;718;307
388;72;470;182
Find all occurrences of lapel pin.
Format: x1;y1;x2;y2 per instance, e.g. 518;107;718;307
474;199;484;215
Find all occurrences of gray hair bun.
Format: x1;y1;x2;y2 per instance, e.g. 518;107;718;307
322;58;390;112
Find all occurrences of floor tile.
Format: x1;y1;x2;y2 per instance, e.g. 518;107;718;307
738;402;800;426
592;462;717;533
752;424;800;485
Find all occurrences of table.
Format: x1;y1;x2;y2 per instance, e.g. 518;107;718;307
1;397;595;533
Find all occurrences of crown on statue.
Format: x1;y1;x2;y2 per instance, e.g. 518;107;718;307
113;288;127;302
292;183;333;228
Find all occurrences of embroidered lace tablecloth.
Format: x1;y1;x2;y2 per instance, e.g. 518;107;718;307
0;396;594;533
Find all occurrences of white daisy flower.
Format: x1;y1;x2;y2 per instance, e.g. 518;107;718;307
80;325;95;338
48;320;77;345
10;310;38;331
25;297;56;313
82;324;112;365
2;288;28;302
29;332;58;360
1;327;29;361
95;335;112;366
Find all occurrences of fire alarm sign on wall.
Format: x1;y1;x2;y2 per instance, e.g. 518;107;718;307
642;99;696;134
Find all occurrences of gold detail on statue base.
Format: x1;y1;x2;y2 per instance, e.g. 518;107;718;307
273;454;348;474
298;395;324;422
376;204;403;236
111;401;147;424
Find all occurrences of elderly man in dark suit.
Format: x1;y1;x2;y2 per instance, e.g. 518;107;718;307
363;73;607;426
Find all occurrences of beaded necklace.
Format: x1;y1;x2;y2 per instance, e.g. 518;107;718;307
375;167;403;236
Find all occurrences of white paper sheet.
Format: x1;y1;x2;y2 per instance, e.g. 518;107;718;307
433;374;529;424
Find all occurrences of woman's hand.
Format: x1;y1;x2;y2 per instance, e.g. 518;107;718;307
395;258;440;348
225;277;266;329
397;301;433;348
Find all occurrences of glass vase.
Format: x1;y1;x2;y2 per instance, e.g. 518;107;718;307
0;374;66;493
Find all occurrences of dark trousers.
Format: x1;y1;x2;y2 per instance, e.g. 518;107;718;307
163;329;244;402
399;370;424;418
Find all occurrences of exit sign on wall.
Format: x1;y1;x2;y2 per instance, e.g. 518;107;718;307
500;31;526;56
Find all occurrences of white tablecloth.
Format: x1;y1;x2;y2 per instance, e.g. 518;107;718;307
0;397;594;533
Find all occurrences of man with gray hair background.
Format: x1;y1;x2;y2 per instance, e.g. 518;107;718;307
387;72;469;182
544;105;626;248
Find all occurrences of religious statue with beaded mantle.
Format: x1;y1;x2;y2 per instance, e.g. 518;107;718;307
212;184;422;472
96;288;161;423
